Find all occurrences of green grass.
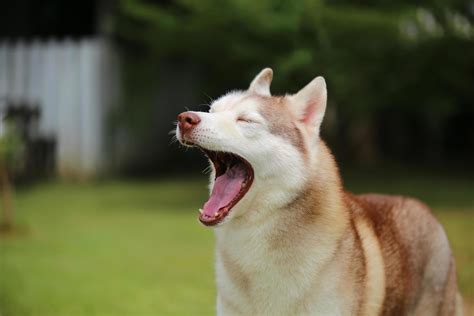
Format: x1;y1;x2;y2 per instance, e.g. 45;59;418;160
0;180;214;316
0;173;473;316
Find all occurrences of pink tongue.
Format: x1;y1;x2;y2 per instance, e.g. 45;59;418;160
202;165;246;217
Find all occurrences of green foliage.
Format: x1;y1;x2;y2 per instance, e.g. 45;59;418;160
117;0;473;110
114;0;474;166
0;119;23;169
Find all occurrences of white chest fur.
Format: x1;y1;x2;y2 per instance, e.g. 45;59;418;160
214;213;349;316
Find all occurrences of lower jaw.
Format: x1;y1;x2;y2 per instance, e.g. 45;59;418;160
199;208;230;226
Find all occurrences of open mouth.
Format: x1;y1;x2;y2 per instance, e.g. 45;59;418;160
198;149;254;226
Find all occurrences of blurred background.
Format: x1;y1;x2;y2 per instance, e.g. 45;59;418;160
0;0;472;315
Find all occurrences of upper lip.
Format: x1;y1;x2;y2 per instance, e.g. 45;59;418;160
178;134;195;147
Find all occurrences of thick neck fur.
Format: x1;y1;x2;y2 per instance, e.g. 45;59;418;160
214;141;351;315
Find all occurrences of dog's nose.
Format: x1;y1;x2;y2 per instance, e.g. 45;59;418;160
177;111;201;135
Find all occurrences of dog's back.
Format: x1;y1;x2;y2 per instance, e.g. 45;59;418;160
351;193;462;315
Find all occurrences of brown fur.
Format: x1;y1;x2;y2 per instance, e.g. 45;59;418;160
280;125;461;315
332;143;461;315
348;214;368;315
261;139;460;315
257;96;308;157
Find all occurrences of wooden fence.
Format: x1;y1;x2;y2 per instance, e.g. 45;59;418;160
0;38;120;177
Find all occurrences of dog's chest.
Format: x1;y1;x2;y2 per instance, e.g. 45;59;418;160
215;224;343;315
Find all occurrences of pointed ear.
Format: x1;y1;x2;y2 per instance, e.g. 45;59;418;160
289;76;327;135
249;68;273;96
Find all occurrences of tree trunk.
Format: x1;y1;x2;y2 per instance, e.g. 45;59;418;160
0;166;14;231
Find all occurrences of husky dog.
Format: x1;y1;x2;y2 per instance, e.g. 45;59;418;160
176;68;463;316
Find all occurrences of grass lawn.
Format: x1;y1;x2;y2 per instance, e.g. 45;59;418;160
0;172;473;315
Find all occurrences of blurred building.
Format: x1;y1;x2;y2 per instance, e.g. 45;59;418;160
0;0;119;179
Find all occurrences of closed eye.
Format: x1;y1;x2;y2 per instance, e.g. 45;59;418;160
237;117;253;123
237;116;261;124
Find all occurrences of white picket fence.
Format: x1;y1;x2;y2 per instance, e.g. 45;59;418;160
0;38;120;177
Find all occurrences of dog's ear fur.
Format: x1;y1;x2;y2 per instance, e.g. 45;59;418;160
249;68;273;96
289;76;327;136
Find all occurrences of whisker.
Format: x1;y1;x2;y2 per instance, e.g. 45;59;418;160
202;164;212;174
203;92;214;104
196;104;210;111
169;135;178;145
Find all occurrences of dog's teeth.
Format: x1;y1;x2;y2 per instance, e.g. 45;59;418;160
199;208;203;214
214;212;219;217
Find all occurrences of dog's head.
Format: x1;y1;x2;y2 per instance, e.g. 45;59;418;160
176;68;327;226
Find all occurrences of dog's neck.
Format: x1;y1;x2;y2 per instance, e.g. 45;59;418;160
213;142;350;315
215;140;349;270
217;141;345;228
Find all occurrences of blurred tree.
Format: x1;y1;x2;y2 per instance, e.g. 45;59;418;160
0;118;23;232
114;0;474;171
